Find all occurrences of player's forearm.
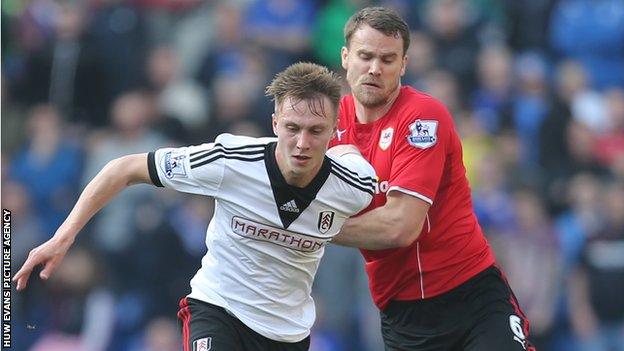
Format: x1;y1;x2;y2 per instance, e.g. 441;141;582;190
55;154;150;243
332;192;428;250
332;207;420;250
332;214;396;249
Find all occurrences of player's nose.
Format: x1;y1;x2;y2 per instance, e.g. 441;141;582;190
296;131;311;149
368;59;382;76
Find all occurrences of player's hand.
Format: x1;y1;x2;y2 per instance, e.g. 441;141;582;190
327;144;362;157
13;236;73;291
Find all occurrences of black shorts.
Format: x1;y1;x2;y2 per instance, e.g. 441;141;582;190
380;266;536;351
177;297;310;351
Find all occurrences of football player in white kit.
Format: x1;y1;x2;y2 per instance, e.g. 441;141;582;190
14;62;376;351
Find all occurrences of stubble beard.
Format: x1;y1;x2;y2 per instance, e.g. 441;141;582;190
353;86;388;108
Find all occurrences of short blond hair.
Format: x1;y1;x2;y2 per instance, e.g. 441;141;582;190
265;62;341;118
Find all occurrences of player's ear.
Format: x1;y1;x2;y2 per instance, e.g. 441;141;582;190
272;113;278;136
341;47;349;70
400;54;407;77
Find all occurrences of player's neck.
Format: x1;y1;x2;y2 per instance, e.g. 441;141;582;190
354;85;401;124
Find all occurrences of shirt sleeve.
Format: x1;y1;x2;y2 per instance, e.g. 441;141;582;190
147;142;225;196
388;99;452;204
331;153;376;213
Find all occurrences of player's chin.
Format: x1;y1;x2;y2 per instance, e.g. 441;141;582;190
355;90;385;107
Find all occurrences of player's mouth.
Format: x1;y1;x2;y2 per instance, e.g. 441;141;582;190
361;80;382;89
292;155;311;165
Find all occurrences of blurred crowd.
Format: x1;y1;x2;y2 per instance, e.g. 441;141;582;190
1;0;623;350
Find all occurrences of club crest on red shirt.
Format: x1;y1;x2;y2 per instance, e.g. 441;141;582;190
379;127;394;150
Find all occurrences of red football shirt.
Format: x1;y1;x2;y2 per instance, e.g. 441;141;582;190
332;86;495;310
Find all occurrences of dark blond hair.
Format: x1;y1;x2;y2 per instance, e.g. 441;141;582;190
344;7;410;54
265;62;341;119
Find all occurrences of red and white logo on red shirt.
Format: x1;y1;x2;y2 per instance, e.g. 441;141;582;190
379;127;394;150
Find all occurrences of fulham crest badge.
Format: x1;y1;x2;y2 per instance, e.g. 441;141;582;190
193;337;212;351
318;211;335;234
407;119;437;149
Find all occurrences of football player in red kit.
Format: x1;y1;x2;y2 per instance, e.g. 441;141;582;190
330;7;536;351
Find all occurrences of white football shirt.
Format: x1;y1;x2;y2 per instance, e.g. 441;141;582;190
148;133;375;342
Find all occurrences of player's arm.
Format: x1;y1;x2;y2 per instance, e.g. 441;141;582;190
332;191;429;250
13;153;152;290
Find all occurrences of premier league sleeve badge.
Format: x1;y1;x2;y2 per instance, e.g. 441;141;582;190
407;119;438;149
160;150;188;179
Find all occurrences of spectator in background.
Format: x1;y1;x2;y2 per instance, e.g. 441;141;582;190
493;189;562;350
424;0;480;94
89;0;148;105
82;91;165;260
506;0;558;53
29;248;115;351
144;44;205;141
194;1;247;86
10;104;83;235
471;152;516;237
109;200;195;350
313;242;385;351
243;0;317;73
595;88;624;167
455;110;494;187
195;2;272;138
16;2;109;126
169;195;216;258
610;153;624;183
204;68;273;139
564;120;610;180
552;173;606;351
402;31;436;90
549;0;624;89
510;52;551;176
131;317;181;351
471;44;513;134
569;181;624;351
421;69;463;115
538;60;583;213
556;174;606;270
